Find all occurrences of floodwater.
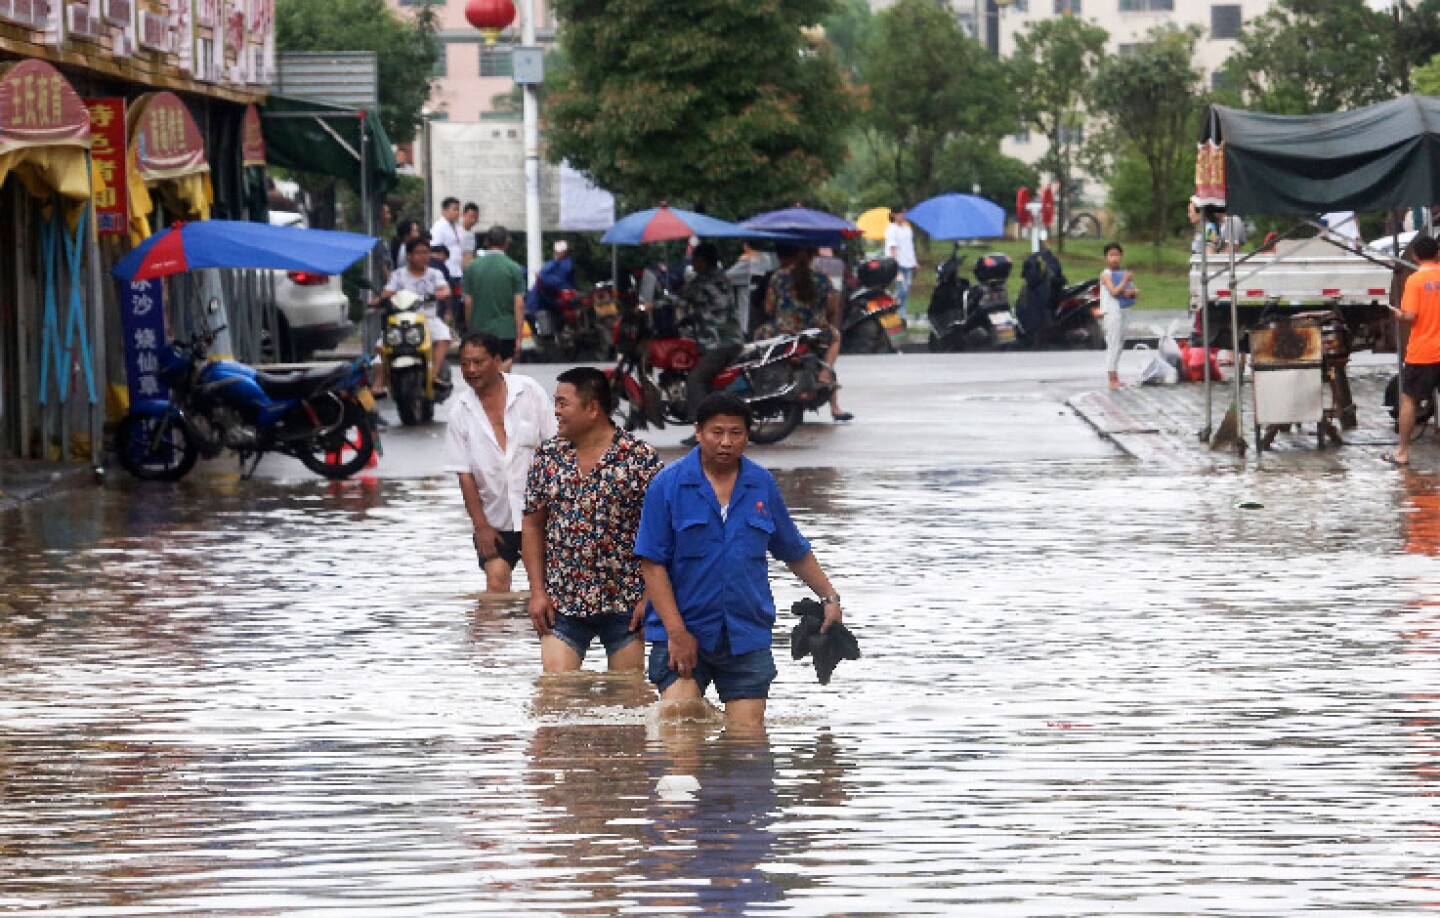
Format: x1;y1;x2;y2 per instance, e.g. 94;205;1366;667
4;458;1440;916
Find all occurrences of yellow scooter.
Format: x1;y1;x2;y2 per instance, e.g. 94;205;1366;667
376;290;451;425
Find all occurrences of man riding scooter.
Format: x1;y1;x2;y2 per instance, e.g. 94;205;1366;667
678;243;742;447
374;237;452;396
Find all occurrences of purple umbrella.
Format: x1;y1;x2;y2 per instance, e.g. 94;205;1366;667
740;206;860;243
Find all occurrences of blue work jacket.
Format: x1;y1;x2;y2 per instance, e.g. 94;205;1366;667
635;449;812;655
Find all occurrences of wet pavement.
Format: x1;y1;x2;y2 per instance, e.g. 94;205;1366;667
5;353;1440;915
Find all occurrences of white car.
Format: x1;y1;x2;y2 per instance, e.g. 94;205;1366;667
266;211;354;360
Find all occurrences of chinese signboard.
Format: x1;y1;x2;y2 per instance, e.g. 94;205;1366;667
85;98;129;236
0;60;92;154
130;92;206;180
241;103;264;166
120;279;168;404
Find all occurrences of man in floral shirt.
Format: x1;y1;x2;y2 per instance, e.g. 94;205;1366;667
522;367;664;672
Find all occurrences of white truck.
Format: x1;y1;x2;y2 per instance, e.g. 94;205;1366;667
1188;236;1399;352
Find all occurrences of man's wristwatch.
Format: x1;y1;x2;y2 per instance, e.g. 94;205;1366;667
817;594;841;606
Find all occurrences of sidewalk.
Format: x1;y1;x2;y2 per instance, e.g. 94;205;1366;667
1067;361;1404;471
0;460;96;511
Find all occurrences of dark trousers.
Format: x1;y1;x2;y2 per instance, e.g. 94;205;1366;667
686;344;743;422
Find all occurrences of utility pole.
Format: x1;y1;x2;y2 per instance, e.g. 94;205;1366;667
521;0;542;284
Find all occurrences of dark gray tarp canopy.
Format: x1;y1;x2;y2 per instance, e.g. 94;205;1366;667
1204;96;1440;216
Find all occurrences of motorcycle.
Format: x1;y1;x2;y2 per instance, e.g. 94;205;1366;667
113;300;379;482
606;298;835;445
531;283;623;362
840;256;906;354
375;289;452;425
927;253;1022;351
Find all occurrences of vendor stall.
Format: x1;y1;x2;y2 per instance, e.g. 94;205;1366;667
1192;96;1440;453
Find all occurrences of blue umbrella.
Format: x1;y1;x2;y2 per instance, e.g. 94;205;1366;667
905;194;1007;240
113;220;378;281
600;206;758;245
741;206;859;244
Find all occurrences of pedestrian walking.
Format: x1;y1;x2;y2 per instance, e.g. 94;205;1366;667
445;333;557;592
1099;243;1137;390
522;367;664;673
884;207;918;319
1387;233;1440;467
635;392;845;726
459;203;480;271
463;225;527;371
430;197;466;281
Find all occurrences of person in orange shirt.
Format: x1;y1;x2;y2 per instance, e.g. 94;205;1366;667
1389;234;1440;466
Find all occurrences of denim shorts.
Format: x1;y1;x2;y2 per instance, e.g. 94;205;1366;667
549;612;639;661
648;639;778;703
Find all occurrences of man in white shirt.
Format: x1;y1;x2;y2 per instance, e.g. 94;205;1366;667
444;332;557;592
458;202;480;273
430;197;465;281
884;207;919;319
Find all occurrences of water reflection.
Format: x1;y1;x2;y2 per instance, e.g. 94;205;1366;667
2;466;1440;913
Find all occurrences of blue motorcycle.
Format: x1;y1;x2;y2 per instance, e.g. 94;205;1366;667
114;316;380;482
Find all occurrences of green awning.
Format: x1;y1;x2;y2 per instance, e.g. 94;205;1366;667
1202;96;1440;216
260;93;398;196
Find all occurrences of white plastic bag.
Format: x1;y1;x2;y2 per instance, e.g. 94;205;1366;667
1133;344;1178;386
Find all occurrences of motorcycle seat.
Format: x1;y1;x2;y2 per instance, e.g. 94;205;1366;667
253;363;350;400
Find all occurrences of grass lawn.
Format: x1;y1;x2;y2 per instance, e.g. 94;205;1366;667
904;237;1195;315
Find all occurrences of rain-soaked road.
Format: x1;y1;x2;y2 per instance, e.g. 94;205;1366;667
4;352;1440;916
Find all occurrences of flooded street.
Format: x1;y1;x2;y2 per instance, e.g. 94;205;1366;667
4;354;1440;916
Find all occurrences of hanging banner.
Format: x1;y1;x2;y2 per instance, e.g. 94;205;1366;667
0;60;92;153
130;91;207;180
85;98;130;236
120;279;168;403
241;103;264;166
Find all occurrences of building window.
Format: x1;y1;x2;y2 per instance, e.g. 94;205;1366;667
1210;70;1231;92
1054;0;1080;13
1013;126;1031;144
1211;4;1242;39
1058;122;1085;145
1118;0;1173;10
1012;0;1028;11
479;46;513;78
432;45;449;78
1118;42;1152;56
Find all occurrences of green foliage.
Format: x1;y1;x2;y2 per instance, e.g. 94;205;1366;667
1010;15;1109;250
1106;147;1195;242
857;0;1013;208
822;0;873;76
1416;52;1440;95
545;0;856;219
1090;26;1202;246
1221;0;1400;114
275;0;439;145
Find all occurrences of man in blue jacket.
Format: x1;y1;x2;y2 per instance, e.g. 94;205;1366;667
635;392;845;726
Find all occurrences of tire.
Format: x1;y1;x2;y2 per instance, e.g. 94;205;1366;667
844;318;885;355
114;413;198;481
296;402;376;479
748;402;804;445
393;368;426;426
1084;316;1106;351
1066;212;1102;238
611;384;644;431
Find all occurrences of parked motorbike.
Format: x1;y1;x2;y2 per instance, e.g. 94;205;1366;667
375;290;452;426
531;283;623;362
927;253;1022;351
841;256;906;354
1013;249;1104;350
606;299;834;445
114;301;379;482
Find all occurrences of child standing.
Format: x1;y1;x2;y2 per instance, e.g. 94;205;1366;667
1099;243;1138;389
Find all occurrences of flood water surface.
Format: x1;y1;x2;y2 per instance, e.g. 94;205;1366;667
3;463;1440;916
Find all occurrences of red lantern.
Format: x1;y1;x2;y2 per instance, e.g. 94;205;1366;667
1015;187;1032;227
465;0;515;44
1040;185;1056;226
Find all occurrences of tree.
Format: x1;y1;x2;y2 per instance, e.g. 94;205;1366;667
1220;0;1398;114
1010;15;1108;251
545;0;856;219
276;0;439;146
1090;26;1202;246
859;0;1014;209
1106;147;1195;241
822;0;873;77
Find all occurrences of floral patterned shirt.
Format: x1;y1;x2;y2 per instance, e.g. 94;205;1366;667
523;427;664;619
769;268;835;335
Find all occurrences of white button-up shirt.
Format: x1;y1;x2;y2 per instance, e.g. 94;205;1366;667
444;374;557;531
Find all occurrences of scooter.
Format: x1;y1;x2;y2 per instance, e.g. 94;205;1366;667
375;290;452;425
841;256;905;354
928;253;1022;351
114;300;379;482
606;298;834;445
531;283;623;362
